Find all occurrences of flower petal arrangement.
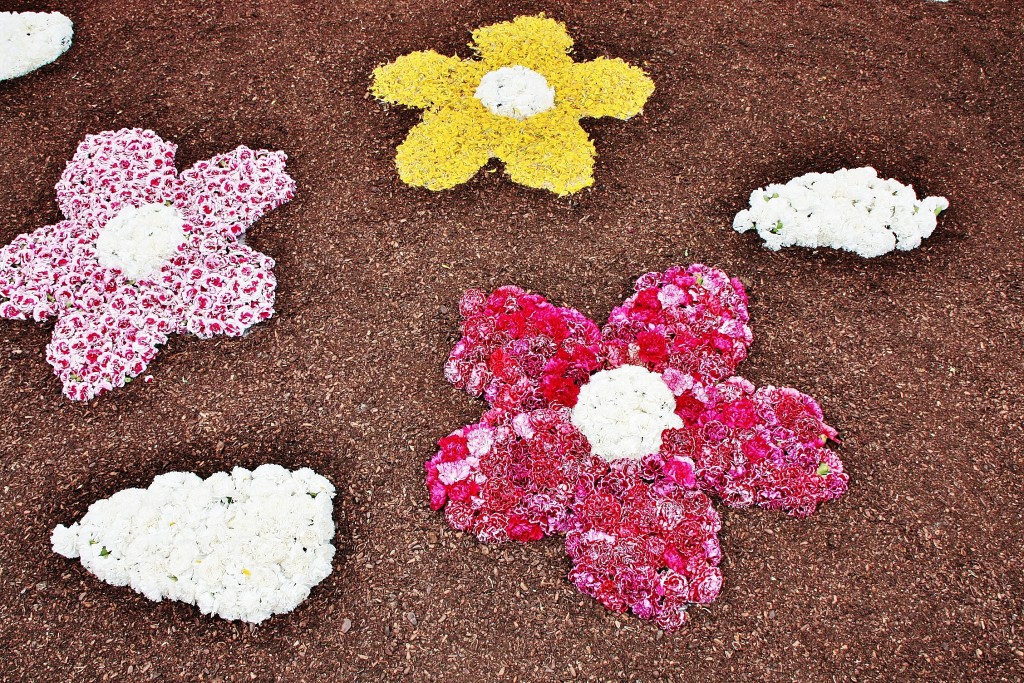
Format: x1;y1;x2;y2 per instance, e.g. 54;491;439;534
0;11;73;81
52;464;336;624
0;128;296;400
427;265;849;630
733;167;949;258
371;14;655;195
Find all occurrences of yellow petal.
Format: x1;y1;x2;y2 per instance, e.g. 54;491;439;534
371;51;471;110
495;113;595;196
562;58;655;119
471;15;574;71
396;108;492;191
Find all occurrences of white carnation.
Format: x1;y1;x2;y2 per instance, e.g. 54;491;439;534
0;12;73;81
52;464;336;624
733;167;949;258
93;203;187;280
571;365;683;461
475;65;555;120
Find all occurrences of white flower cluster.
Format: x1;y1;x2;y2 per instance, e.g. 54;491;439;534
94;203;187;280
0;12;73;81
571;365;683;461
475;65;555;120
52;464;336;624
733;167;949;258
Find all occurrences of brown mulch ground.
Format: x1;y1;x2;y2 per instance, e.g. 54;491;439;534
1;0;1022;681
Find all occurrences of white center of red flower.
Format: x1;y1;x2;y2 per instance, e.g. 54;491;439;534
474;65;555;120
94;203;186;280
571;365;683;461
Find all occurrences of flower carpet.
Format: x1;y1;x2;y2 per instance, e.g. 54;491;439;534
0;1;1019;682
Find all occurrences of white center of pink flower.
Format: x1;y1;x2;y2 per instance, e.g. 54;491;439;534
571;365;683;461
94;203;186;280
474;65;555;120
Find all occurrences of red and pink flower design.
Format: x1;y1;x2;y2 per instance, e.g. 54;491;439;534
0;129;295;400
427;264;848;630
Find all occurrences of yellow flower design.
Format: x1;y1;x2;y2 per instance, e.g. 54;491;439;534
371;15;655;196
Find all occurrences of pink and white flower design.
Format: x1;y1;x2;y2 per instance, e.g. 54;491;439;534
427;264;848;630
0;129;295;400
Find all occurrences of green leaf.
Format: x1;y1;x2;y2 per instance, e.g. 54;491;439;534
99;546;111;558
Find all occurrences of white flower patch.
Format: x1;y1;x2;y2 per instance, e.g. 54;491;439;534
475;65;555;119
733;167;949;258
52;464;336;624
0;12;73;81
94;203;187;280
571;365;683;461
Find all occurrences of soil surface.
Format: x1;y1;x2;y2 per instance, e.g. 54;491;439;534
1;0;1022;681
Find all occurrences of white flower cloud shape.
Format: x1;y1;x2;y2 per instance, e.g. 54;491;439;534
733;167;949;258
52;464;336;624
0;12;73;81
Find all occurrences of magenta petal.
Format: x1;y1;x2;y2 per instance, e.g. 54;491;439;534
179;146;296;239
55;129;183;227
566;456;722;631
0;220;88;322
683;378;849;517
167;235;277;339
602;264;753;386
45;287;173;401
425;408;600;543
444;286;602;412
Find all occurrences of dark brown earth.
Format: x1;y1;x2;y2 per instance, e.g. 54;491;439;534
1;0;1022;681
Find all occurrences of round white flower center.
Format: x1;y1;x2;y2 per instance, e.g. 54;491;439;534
94;203;186;280
571;365;683;461
474;65;555;120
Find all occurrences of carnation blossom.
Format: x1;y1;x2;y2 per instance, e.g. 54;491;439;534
52;464;336;624
427;265;849;629
0;11;73;81
733;167;949;257
0;128;295;400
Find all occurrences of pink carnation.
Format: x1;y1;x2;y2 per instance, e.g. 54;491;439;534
428;265;849;630
0;129;294;400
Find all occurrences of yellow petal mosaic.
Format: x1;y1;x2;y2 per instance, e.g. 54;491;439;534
370;14;655;196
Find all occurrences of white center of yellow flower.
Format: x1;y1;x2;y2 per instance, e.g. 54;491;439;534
571;365;683;462
474;65;555;120
94;203;186;280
